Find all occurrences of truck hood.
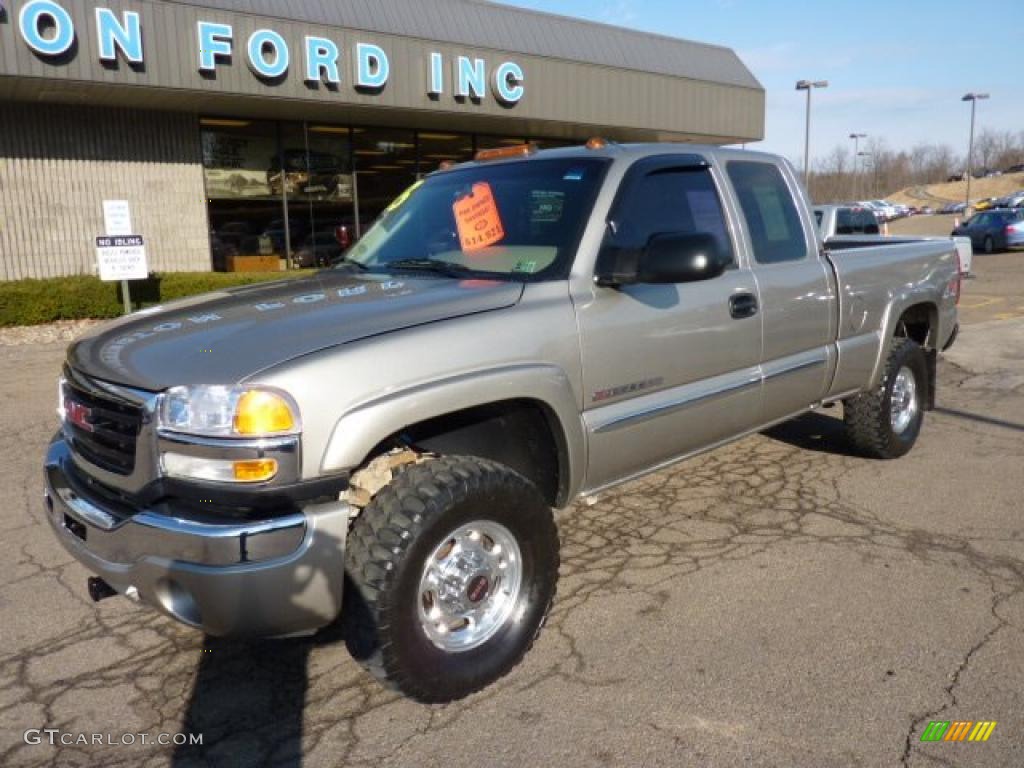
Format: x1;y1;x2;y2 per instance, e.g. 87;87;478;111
68;271;524;391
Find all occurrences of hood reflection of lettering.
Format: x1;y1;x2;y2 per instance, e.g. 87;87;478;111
71;273;522;390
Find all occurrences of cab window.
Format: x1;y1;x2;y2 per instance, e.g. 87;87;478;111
605;163;735;268
837;208;879;235
727;161;808;263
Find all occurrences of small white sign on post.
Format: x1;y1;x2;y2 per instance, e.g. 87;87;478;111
102;200;133;237
96;236;148;281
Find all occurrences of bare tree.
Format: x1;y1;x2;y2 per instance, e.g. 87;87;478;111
803;131;1021;204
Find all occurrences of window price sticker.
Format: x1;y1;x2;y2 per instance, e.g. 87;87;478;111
453;182;505;252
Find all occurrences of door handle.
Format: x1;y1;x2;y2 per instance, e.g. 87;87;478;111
729;292;758;319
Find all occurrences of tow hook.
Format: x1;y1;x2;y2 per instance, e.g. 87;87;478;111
87;577;118;603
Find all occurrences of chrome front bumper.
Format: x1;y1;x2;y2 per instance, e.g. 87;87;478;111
43;437;351;638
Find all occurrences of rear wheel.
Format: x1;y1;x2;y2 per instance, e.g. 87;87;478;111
343;455;559;703
983;235;995;254
843;337;928;459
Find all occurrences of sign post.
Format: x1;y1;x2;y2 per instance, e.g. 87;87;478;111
99;201;147;314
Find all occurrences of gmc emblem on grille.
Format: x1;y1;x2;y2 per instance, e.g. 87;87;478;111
66;401;95;433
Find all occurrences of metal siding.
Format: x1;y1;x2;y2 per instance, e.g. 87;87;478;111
0;103;209;280
176;0;761;87
1;0;763;143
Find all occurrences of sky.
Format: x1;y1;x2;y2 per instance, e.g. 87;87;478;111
497;0;1023;165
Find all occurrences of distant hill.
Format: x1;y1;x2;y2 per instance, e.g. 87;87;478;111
888;173;1024;207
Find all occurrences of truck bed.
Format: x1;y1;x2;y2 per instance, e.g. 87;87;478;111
824;237;959;398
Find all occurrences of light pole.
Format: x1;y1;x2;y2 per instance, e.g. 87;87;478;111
858;152;874;197
962;92;989;212
796;79;829;189
850;133;867;200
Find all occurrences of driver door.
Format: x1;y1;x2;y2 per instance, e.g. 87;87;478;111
576;156;763;490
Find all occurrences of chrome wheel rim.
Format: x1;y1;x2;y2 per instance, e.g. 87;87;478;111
890;366;918;434
417;520;523;653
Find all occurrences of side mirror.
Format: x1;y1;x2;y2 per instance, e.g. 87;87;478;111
639;232;731;284
593;231;729;288
596;232;730;287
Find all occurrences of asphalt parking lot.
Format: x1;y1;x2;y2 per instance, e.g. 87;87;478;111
2;265;1023;767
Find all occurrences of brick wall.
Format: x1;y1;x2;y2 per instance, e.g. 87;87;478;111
0;102;210;280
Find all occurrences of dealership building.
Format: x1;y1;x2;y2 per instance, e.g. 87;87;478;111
0;0;764;280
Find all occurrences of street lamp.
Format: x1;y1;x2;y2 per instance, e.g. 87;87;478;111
850;133;867;199
962;92;990;211
796;79;829;188
858;151;874;197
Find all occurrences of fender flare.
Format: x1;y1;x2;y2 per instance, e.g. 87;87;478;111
320;363;586;504
868;295;938;390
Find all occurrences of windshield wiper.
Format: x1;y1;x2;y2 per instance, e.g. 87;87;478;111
331;255;370;271
384;258;477;277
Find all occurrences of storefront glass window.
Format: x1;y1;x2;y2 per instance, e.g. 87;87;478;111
417;131;475;175
476;135;528;151
280;123;354;268
352;128;417;235
200;119;588;272
200;118;282;271
532;137;578;149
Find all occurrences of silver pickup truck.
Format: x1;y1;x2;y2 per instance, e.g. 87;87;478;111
44;143;960;702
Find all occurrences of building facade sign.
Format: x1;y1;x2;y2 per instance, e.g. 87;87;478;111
11;0;525;103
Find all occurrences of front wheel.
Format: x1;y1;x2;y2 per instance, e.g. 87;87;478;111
343;455;559;703
843;337;928;459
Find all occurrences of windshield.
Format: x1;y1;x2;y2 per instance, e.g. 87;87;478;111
342;157;610;280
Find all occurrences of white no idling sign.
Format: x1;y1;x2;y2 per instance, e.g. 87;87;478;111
96;236;149;281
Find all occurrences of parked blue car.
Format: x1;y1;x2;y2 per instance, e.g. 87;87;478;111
952;209;1024;253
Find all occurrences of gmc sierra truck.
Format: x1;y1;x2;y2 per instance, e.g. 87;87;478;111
44;142;960;703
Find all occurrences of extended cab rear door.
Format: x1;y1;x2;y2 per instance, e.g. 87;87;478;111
576;154;763;490
721;158;837;424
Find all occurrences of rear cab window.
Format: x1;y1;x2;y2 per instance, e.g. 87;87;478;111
836;207;880;235
726;161;809;263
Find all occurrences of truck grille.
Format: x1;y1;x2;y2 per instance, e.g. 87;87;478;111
63;375;143;476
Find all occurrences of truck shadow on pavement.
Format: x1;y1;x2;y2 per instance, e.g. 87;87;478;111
170;530;383;768
761;410;854;456
171;634;314;768
933;406;1024;433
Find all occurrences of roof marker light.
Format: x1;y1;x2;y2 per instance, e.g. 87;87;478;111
474;143;537;162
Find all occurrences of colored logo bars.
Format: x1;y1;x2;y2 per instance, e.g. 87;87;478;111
920;721;997;743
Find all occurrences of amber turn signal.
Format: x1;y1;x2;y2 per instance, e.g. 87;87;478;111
232;458;279;483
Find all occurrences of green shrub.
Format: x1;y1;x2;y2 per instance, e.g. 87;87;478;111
0;271;312;327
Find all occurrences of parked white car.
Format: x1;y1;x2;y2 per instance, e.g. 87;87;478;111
858;201;889;222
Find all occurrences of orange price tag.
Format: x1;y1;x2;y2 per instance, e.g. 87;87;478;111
453;182;505;252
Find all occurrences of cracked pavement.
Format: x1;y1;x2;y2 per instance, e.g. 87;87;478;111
1;317;1022;767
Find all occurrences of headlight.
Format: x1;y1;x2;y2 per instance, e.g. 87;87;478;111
159;385;300;438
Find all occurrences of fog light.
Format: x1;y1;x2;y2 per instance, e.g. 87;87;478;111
162;453;278;483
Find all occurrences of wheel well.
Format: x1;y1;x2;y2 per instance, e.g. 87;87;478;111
894;302;938;410
378;400;568;507
895;302;937;349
